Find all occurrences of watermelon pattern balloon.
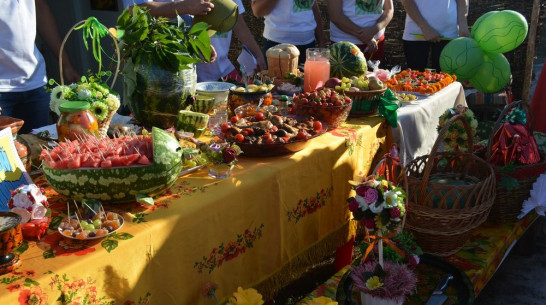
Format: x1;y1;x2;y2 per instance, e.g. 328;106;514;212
471;10;528;54
469;52;511;93
439;37;484;81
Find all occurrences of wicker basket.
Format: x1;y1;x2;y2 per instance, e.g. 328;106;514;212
475;101;546;223
341;87;387;117
405;114;496;256
59;20;121;138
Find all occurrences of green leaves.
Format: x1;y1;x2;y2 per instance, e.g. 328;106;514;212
116;7;212;72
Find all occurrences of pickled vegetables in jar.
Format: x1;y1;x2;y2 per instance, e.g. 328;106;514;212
57;101;99;141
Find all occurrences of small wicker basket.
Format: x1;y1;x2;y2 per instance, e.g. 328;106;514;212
475;100;546;223
59;20;120;138
340;87;387;117
404;114;496;256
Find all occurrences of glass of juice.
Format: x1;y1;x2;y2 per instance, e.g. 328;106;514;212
304;48;330;92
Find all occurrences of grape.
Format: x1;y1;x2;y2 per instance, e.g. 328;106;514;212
195;155;209;166
93;219;102;228
184;159;197;168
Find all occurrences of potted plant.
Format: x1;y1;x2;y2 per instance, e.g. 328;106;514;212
116;6;213;129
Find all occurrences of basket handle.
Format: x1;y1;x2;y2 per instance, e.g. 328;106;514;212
417;113;474;203
485;100;534;162
59;20;120;88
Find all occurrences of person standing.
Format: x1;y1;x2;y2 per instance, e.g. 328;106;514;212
401;0;470;71
0;0;80;133
251;0;327;65
328;0;394;62
122;0;215;17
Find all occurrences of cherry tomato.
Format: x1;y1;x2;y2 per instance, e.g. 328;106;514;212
265;137;275;144
313;121;323;131
296;131;308;140
220;123;230;133
234;133;245;143
254;112;265;122
230;116;239;124
270;126;278;133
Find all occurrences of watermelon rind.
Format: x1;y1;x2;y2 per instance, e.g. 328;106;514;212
42;127;184;203
329;41;368;78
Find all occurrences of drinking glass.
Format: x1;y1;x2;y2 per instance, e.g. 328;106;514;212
304;48;330;92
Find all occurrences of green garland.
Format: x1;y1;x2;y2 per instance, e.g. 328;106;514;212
437;108;478;151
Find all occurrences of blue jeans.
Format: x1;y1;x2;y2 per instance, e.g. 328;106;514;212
0;86;50;134
262;38;317;68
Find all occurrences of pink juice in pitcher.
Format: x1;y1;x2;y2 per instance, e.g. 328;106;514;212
304;48;330;92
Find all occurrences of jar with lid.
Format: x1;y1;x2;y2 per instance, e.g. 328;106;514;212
56;101;99;141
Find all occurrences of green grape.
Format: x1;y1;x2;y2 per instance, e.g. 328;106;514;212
184;159;197;168
341;77;350;83
195;155;209;166
93;219;102;228
335;85;342;90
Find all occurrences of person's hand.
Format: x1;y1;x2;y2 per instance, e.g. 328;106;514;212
365;39;378;55
209;45;217;63
62;63;80;84
177;0;214;16
459;26;470;38
421;25;442;43
356;26;378;45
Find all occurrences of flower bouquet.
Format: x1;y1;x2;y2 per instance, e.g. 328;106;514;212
438;105;478;151
199;141;243;178
7;184;50;240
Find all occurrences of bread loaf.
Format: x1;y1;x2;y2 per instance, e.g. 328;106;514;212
266;43;300;79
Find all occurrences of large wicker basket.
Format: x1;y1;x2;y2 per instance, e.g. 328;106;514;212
340;87;387;117
475;101;546;223
59;20;120;138
405;114;496;256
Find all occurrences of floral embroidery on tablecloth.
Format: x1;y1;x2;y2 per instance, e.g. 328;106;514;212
194;224;265;274
49;274;114;305
123;292;151;305
0;269;45;305
38;233;97;259
18;286;48;305
287;186;334;223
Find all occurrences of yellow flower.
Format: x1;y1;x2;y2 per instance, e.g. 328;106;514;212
304;296;338;305
365;276;383;290
227;287;264;305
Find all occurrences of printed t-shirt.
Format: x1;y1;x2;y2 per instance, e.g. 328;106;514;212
330;0;386;43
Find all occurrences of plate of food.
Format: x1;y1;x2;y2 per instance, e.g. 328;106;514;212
395;92;419;102
58;210;124;240
218;111;328;157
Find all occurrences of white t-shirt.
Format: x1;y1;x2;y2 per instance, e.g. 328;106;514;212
0;0;47;92
330;0;386;44
262;0;317;45
402;0;459;41
197;0;244;82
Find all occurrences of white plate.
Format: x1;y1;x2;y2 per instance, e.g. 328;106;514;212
58;212;124;240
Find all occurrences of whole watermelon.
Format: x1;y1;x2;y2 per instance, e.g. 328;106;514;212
329;41;367;78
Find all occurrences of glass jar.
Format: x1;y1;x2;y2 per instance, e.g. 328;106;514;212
227;90;273;118
303;48;330;92
57;101;99;142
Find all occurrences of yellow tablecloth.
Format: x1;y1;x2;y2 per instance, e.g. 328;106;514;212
0;116;390;304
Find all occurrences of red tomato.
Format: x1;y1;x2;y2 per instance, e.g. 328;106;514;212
296;131;308;140
234;133;245;143
265;137;275;144
254;112;265;122
270;126;278;133
220;123;230;133
313;121;323;131
230;116;239;124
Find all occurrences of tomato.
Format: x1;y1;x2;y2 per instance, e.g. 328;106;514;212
230;116;239;124
313;121;323;131
234;133;245;143
220;123;230;133
270;126;278;133
265;137;275;144
296;131;308;140
254;112;265;122
261;133;272;141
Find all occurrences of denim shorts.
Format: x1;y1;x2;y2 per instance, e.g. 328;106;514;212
0;86;50;134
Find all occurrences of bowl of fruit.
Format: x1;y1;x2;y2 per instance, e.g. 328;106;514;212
292;87;352;129
58;210;123;240
219;111;327;157
228;81;275;117
325;76;387;116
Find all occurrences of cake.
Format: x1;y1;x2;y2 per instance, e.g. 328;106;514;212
266;43;300;79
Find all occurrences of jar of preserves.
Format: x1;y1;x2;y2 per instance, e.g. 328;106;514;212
57;101;99;142
227;89;273;117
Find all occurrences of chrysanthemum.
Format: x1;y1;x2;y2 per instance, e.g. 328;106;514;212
105;94;120;111
90;101;109;121
77;88;92;100
50;86;71;115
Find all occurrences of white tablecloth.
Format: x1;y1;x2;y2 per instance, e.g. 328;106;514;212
394;82;467;164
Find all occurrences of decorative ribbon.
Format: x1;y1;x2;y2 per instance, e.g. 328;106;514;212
361;232;406;264
505;107;527;125
378;89;400;128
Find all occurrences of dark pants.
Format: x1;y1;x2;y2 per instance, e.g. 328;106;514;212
0;86;50;134
262;38;317;68
403;40;449;72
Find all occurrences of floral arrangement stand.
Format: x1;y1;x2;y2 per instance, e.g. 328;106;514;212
476;100;546;223
58;18;121;138
405;112;496;256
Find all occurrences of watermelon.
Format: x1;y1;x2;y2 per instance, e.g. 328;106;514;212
42;127;183;203
329;41;367;78
175;110;210;132
192;97;215;114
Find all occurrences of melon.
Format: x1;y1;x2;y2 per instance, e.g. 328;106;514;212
329;41;367;78
42;127;183;203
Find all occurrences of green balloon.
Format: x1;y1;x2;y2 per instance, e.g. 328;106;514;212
439;37;484;81
471;10;528;53
469;52;511;93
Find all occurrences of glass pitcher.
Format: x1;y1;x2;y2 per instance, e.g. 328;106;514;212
303;48;330;92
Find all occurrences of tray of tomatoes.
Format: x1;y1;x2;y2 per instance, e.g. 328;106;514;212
218;110;327;157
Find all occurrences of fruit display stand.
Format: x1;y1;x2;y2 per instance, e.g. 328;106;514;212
393;82;467;164
298;213;538;305
0;116;392;304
